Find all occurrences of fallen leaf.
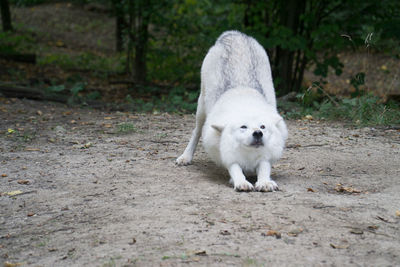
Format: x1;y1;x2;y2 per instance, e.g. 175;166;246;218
36;110;43;116
3;261;22;267
367;225;379;231
330;242;349;249
220;230;231;235
56;40;65;47
262;230;281;239
307;188;315;192
288;228;303;237
1;174;7;177
70;120;77;124
27;212;35;217
349;228;364;235
7;128;15;134
304;114;313;120
6;190;23;196
103;123;113;128
396;210;400;217
17;180;30;185
194;250;207;256
104;117;113;120
335;184;361;193
82;142;93;149
25;148;40;151
376;215;390;223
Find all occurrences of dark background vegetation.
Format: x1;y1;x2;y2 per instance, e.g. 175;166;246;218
0;0;399;125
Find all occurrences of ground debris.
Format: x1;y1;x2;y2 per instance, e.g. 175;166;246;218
288;228;303;237
194;250;207;256
128;238;136;245
335;184;361;194
330;240;350;249
349;228;364;235
220;230;231;236
3;190;23;196
3;262;22;267
262;230;281;239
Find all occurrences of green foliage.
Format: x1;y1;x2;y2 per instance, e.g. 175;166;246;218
38;52;124;74
350;72;366;97
287;86;400;126
9;0;46;6
45;82;100;104
0;32;35;54
46;84;65;93
125;86;199;113
117;123;137;134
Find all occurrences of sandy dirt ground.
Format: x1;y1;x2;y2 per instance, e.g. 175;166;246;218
0;98;399;266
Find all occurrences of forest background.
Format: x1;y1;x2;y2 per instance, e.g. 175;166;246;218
1;0;400;126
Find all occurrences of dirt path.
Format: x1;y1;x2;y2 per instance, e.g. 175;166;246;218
1;98;399;266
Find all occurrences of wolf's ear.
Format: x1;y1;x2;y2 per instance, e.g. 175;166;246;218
274;116;288;140
212;125;224;133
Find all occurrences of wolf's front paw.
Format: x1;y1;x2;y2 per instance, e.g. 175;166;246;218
234;180;254;192
176;154;192;166
255;180;279;192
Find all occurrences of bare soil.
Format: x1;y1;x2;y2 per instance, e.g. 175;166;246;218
1;98;399;266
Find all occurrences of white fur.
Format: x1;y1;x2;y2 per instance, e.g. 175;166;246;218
176;31;288;192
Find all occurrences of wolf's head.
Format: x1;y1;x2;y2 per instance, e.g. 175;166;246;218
212;114;287;149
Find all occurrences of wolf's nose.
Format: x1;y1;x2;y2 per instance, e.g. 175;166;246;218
253;130;263;139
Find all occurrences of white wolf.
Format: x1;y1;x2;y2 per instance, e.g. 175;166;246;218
176;30;288;192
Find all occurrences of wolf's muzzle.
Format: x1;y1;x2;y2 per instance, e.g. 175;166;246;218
252;130;263;139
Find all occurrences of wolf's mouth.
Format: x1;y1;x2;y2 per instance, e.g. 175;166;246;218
250;140;264;148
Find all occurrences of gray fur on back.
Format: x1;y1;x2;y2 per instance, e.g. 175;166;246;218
201;30;276;113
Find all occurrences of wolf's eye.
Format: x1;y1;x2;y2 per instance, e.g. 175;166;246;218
240;125;247;129
260;125;265;129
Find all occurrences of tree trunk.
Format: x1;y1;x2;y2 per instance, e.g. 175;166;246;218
0;52;36;63
133;1;150;83
116;14;124;52
112;0;124;52
0;0;13;32
274;0;305;95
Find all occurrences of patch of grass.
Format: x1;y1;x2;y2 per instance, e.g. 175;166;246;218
38;52;125;75
243;257;259;266
9;0;47;6
102;255;122;267
117;123;137;134
0;31;36;54
125;86;199;113
5;128;36;143
318;95;400;126
282;84;400;126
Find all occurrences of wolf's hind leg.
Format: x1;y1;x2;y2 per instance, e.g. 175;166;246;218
176;94;206;165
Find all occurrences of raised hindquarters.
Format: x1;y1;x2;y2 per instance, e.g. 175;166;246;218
201;30;276;114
